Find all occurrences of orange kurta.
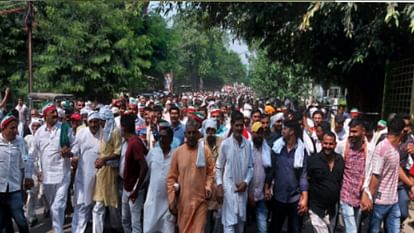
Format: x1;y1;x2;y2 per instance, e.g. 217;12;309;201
167;143;215;233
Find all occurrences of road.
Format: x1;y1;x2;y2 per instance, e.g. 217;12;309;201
25;206;414;233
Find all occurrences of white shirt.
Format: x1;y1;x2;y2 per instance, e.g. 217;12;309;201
216;136;253;226
32;122;74;184
0;134;31;192
119;140;128;179
71;127;101;205
143;147;175;233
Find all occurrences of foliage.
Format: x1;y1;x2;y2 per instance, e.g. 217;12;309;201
249;49;311;100
184;2;414;111
170;13;247;91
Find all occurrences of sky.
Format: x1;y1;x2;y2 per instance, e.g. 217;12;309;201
148;2;250;65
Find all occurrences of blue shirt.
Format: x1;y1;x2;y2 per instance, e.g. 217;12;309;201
265;145;309;204
172;123;185;145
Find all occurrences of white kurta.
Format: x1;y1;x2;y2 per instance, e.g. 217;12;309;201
143;147;175;233
216;135;253;227
32;122;74;184
72;127;101;206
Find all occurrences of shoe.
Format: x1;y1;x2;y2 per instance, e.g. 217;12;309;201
29;218;38;227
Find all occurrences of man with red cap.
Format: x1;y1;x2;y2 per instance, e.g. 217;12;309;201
0;114;33;233
31;102;75;233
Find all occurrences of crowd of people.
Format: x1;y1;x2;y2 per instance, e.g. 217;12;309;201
0;88;413;233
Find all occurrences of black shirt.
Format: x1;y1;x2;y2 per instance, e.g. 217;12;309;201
307;151;345;218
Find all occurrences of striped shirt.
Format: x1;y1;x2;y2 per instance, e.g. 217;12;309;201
371;138;400;205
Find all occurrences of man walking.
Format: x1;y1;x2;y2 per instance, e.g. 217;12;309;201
120;114;148;233
167;118;215;233
308;132;344;233
71;111;102;233
32;103;74;233
0;114;33;233
216;111;254;233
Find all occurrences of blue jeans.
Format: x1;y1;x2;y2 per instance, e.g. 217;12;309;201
369;203;400;233
0;190;29;233
398;186;410;222
340;201;362;233
255;200;268;233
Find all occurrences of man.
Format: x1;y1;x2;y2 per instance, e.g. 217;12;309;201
70;111;102;233
92;106;122;233
24;117;43;226
32;103;74;233
360;115;405;233
270;112;284;138
336;119;373;233
262;114;279;147
308;132;344;233
167;118;215;233
203;118;224;233
15;97;29;127
265;118;308;233
169;105;185;145
248;122;271;233
216;111;253;233
333;115;348;142
75;99;85;113
144;126;175;233
120;114;148;233
251;110;262;124
0;114;33;233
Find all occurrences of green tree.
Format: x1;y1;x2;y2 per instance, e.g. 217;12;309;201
170;13;247;91
249;49;311;100
184;2;414;111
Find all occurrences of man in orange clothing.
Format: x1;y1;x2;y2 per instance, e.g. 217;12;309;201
167;118;215;233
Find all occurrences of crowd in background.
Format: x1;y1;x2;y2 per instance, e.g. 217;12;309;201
0;88;413;233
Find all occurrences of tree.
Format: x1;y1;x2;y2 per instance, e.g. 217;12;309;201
170;13;247;91
249;49;311;100
185;3;414;112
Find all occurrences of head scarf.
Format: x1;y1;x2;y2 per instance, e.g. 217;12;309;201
99;105;114;142
1;114;17;130
270;112;284;129
42;102;57;117
251;121;263;133
29;117;43;134
88;111;101;122
192;112;205;124
204;118;217;135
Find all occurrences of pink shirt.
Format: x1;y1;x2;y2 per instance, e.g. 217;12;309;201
371;138;400;205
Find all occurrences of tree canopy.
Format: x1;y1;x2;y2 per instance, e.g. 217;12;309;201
0;1;246;101
187;2;414;111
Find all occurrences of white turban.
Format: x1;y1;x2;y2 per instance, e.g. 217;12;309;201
270;112;284;128
87;111;101;122
29;117;43;134
204;118;217;135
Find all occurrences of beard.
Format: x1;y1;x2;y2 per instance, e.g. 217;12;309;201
253;137;263;148
206;135;216;148
349;136;362;150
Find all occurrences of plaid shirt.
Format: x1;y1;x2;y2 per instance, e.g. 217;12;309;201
340;144;367;207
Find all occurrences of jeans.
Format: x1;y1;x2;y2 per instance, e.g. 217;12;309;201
398;186;410;222
369;203;400;233
121;188;144;233
270;199;303;233
255;200;268;233
0;190;29;233
340;201;362;233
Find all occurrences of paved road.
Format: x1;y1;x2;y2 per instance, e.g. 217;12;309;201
25;206;414;233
